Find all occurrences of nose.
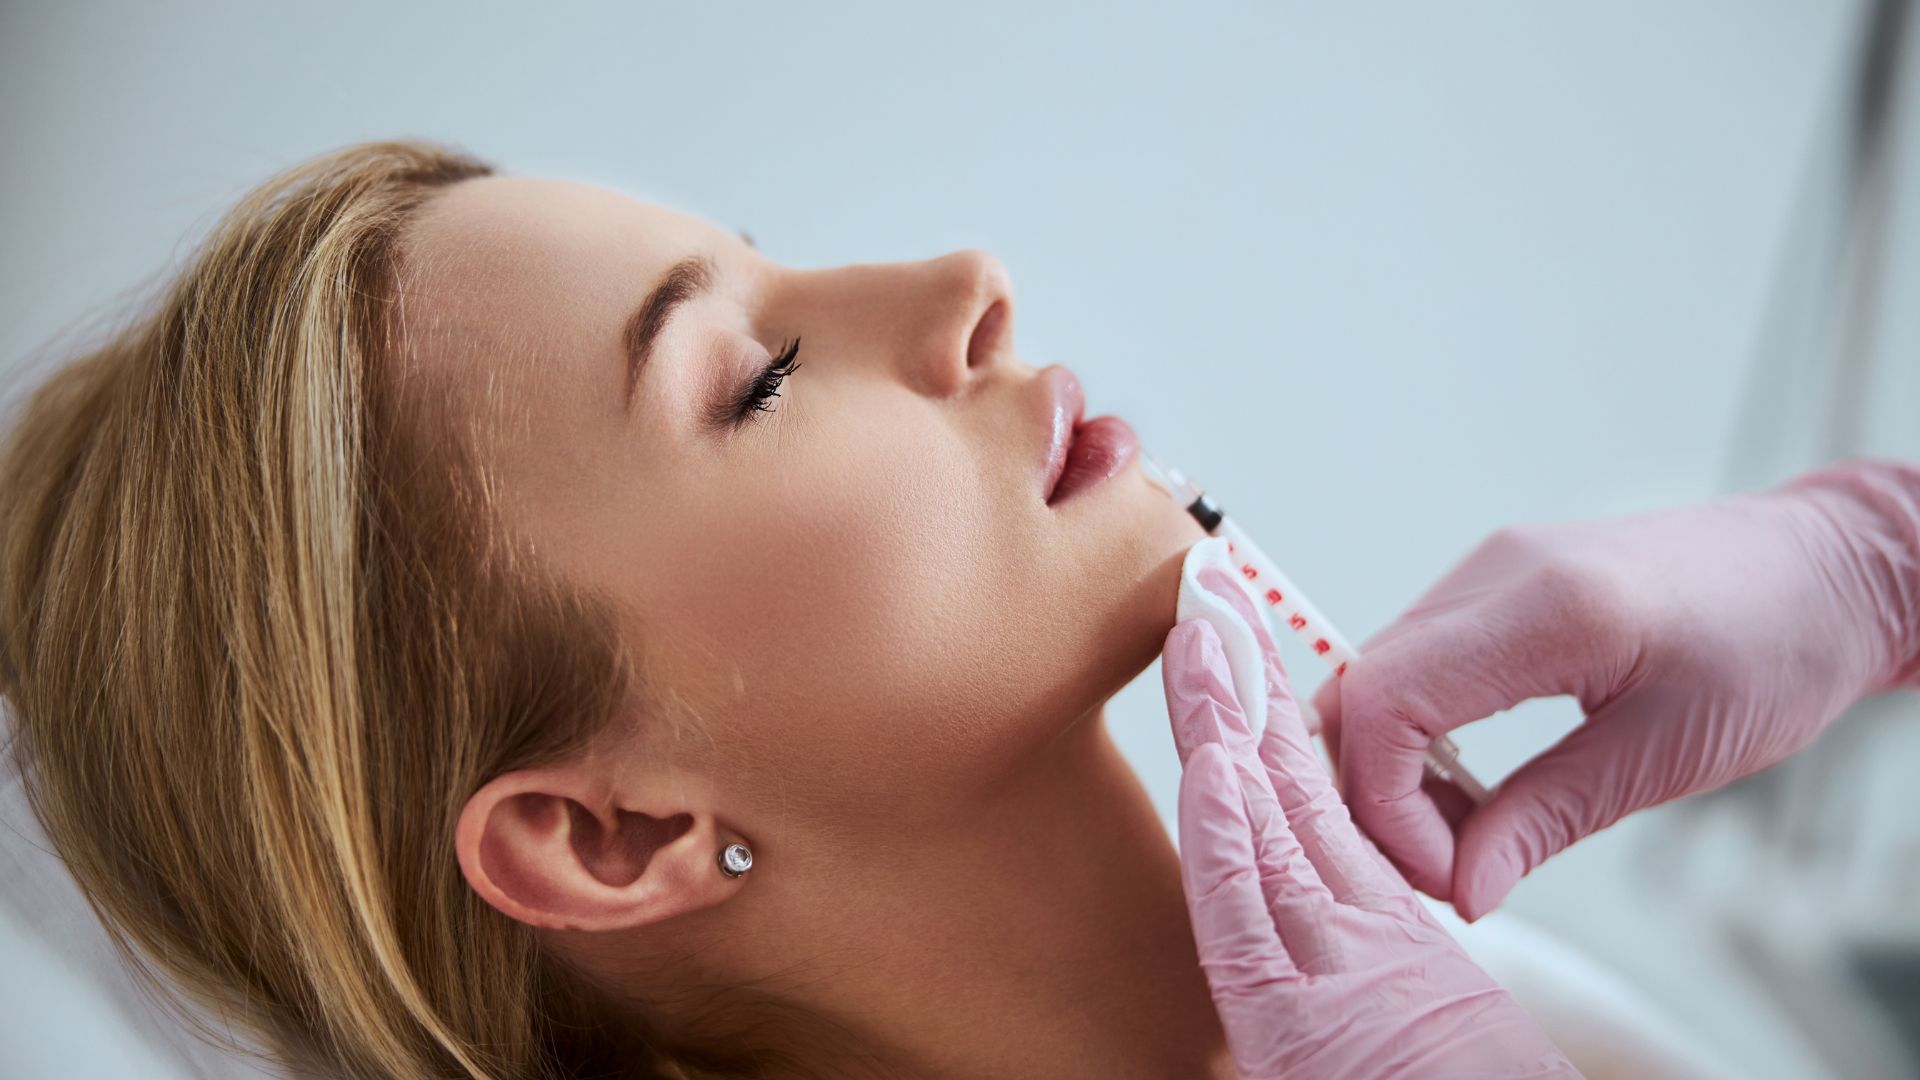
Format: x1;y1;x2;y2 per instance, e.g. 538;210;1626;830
914;249;1015;398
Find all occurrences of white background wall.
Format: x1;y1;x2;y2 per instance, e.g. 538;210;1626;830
4;3;1913;1077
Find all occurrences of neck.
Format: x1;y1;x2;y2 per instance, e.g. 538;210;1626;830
618;707;1234;1079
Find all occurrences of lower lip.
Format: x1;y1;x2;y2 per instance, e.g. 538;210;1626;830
1048;416;1140;506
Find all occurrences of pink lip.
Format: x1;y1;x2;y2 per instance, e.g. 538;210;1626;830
1038;365;1139;506
1052;416;1139;505
1039;365;1084;501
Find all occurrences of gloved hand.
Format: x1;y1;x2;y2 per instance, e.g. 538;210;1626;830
1164;563;1578;1079
1312;458;1920;920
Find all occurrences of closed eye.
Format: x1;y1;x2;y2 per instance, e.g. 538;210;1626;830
710;337;801;430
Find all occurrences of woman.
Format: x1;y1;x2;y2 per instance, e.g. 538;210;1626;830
9;137;1723;1079
0;138;1232;1079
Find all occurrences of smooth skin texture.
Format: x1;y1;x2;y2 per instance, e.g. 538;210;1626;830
1311;459;1920;920
398;176;1229;1077
1164;564;1576;1079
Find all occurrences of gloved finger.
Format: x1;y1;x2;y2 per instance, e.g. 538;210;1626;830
1313;664;1470;891
1424;772;1476;832
1255;647;1405;914
1331;684;1460;900
1164;619;1344;971
1309;674;1346;785
1451;702;1662;921
1178;741;1296;986
1182;568;1382;948
1188;741;1345;978
1334;603;1601;901
1166;618;1262;769
1352;774;1474;906
1188;561;1344;801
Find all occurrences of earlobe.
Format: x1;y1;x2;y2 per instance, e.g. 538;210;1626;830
454;765;745;932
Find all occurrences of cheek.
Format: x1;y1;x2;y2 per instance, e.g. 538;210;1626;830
625;407;1199;820
637;427;1020;803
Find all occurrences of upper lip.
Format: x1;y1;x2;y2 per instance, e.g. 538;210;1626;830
1038;365;1085;503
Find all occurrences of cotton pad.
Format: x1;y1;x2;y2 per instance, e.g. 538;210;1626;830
1175;535;1271;739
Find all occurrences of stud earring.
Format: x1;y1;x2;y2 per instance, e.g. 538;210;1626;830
718;842;753;878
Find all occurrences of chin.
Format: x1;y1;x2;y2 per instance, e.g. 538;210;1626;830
1081;523;1204;713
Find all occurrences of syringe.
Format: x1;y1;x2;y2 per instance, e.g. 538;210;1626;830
1142;453;1492;805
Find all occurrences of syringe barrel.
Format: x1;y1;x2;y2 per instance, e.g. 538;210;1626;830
1211;515;1493;805
1214;516;1358;673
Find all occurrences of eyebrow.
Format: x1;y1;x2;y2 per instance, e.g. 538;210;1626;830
622;254;715;412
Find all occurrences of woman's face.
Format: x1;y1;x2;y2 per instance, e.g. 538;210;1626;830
400;176;1203;824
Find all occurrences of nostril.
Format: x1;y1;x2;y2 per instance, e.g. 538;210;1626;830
966;298;1009;370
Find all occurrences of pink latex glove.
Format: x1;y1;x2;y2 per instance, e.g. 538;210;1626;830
1312;458;1920;920
1164;563;1578;1079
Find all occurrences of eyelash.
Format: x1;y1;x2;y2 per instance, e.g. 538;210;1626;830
731;337;802;425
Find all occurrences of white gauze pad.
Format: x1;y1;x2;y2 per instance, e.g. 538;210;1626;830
1176;535;1270;739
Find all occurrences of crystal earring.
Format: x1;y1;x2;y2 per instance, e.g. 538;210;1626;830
717;842;753;878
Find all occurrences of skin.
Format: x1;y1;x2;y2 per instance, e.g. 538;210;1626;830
403;176;1225;1078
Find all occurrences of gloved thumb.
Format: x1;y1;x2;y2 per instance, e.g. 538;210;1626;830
1451;702;1662;920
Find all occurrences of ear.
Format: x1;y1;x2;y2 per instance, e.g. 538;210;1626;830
455;762;745;932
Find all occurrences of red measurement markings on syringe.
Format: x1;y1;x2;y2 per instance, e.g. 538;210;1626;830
1236;554;1351;675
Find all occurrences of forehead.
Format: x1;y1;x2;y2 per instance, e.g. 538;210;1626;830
391;175;728;407
400;175;718;318
409;174;715;262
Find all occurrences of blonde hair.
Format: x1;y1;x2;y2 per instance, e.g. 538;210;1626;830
0;140;751;1078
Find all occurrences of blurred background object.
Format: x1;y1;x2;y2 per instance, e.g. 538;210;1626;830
1688;1;1920;1075
2;2;1913;1076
